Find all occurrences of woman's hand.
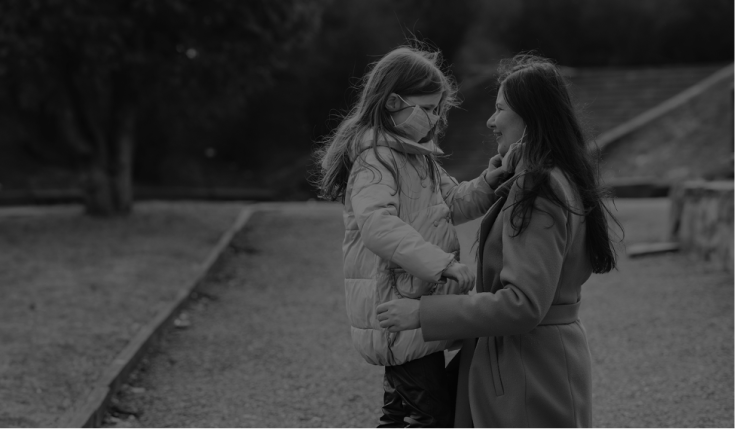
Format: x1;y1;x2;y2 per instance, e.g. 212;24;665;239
376;299;421;332
443;261;475;293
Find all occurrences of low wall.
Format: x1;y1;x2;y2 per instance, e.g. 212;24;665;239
670;181;734;272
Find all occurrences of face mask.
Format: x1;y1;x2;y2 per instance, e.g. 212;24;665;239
390;94;439;143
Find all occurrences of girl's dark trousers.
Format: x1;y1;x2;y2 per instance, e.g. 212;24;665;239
378;351;459;428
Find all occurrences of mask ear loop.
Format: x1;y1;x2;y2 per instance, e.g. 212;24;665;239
389;94;416;127
396;94;412;107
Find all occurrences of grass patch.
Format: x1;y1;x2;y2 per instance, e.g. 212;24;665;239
0;202;244;427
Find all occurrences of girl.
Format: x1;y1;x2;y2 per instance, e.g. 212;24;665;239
377;54;621;427
315;46;515;427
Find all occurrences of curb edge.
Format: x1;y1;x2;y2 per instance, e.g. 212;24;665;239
56;205;256;428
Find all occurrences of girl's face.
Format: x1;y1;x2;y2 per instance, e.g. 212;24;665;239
387;92;443;128
487;87;526;156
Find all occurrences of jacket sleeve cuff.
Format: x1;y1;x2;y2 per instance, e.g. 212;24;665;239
478;168;496;191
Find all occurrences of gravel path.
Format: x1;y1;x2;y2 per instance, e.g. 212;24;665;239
108;206;383;427
0;202;242;427
108;202;733;427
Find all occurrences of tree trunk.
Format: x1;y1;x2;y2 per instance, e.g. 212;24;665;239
84;164;115;216
60;68;138;216
106;70;138;215
59;67;124;216
109;100;136;215
57;100;115;215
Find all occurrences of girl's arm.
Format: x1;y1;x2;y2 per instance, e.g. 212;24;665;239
439;154;516;225
419;177;570;340
438;167;496;226
351;148;454;283
440;145;524;225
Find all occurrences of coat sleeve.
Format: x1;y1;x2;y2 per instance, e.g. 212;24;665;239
439;167;497;225
351;148;455;283
419;178;569;340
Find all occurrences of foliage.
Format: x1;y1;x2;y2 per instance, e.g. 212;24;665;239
458;0;734;68
0;0;325;212
0;0;732;203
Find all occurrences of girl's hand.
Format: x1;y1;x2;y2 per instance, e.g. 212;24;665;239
442;261;475;293
488;153;503;168
502;142;523;172
484;154;511;189
376;299;421;332
484;167;512;189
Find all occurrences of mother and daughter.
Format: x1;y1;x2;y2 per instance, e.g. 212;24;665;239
316;45;618;428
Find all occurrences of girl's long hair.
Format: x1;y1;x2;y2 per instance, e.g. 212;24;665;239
500;54;620;274
314;44;458;203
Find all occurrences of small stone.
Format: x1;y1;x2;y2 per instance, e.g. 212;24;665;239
129;386;146;394
174;312;191;328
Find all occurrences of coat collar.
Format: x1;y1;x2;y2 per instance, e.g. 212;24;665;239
493;170;525;199
351;129;444;161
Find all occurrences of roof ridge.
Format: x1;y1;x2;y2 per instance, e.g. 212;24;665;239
589;64;734;151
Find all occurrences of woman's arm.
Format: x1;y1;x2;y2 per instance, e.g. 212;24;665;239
378;178;569;339
422;186;568;340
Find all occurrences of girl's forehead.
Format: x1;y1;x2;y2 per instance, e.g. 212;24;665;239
403;92;443;106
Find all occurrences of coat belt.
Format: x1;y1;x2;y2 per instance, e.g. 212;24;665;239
539;301;580;325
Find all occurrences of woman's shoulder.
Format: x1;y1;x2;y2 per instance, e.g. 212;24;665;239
549;168;576;200
508;167;577;205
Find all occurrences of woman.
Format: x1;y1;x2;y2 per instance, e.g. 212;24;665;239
376;54;619;427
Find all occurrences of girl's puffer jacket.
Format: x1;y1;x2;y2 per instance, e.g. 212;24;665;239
343;130;500;366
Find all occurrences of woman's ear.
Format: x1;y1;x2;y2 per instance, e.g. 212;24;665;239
385;93;403;112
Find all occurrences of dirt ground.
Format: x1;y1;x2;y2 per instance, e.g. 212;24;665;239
109;200;733;427
0;202;243;427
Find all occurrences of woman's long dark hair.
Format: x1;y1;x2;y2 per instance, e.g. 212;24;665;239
500;54;620;274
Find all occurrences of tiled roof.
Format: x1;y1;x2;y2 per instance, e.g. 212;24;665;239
439;64;727;180
566;65;726;136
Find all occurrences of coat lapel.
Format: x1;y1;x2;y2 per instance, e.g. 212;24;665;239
475;171;523;293
456;170;524;427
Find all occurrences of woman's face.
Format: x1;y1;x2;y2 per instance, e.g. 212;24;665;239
487;87;526;156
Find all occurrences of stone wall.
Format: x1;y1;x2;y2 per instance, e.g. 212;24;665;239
670;181;734;272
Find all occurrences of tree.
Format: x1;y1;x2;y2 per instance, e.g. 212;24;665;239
455;0;734;69
0;0;324;215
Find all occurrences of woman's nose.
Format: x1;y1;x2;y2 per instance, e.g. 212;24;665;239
486;115;495;129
